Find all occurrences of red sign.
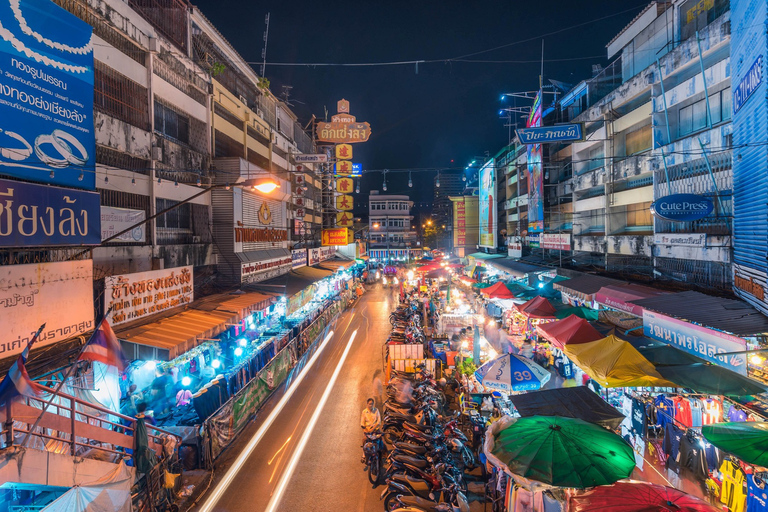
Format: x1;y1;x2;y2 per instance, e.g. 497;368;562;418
322;228;348;246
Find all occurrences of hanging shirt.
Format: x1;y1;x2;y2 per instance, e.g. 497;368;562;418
704;442;722;472
631;398;647;437
655;395;674;429
703;398;723;425
672;397;693;428
690;399;703;428
663;423;684;473
748;475;768;512
720;460;748;512
678;433;708;482
728;407;748;422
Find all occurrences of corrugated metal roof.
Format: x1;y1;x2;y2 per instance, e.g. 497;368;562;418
248;266;332;297
553;275;624;297
486;258;552;278
631;291;768;337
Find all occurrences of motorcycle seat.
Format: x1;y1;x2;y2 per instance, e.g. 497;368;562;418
394;442;427;454
404;421;434;433
394;454;429;469
399;494;441;511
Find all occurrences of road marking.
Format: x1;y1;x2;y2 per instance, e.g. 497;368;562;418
264;329;359;512
198;330;335;512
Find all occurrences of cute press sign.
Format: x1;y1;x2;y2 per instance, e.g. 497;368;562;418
105;266;193;326
651;194;714;222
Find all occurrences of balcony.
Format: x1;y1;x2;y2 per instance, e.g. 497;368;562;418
572;166;607;192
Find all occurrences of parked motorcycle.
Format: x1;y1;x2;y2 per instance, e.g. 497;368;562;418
363;430;386;485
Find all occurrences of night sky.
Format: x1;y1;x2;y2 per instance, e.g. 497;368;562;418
192;1;646;211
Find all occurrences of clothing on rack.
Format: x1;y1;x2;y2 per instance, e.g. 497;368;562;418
673;396;693;428
691;398;703;428
663;423;685;474
728;405;748;423
747;474;768;512
703;398;723;425
631;397;647;438
655;394;674;429
678;431;708;482
720;459;747;512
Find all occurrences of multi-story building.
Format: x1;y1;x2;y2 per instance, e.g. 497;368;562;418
368;191;418;262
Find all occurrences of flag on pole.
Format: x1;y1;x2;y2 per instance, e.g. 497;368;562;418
78;320;127;371
0;333;44;405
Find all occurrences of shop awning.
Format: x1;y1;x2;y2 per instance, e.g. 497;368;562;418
481;281;516;299
553;274;624;302
508;386;625;431
213;291;276;317
631;290;768;337
250;266;333;298
655;364;768;396
563;335;677;388
514;296;557;319
595;284;668;317
486;258;552;278
118;309;238;361
536;314;605;349
467;252;506;260
624;336;703;366
554;306;599;321
235;248;291;263
317;258;355;273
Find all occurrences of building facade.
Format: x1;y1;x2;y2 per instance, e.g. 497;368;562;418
368;191;418;261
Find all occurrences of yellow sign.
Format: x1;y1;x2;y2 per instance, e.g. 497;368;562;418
335;144;353;160
336;178;354;194
316;122;372;144
348;229;355;244
258;202;272;225
337;212;354;227
336;194;354;211
337;99;350;113
332;113;356;123
335;160;353;172
322;228;348;246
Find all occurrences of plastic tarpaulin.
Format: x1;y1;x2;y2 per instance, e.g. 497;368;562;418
42;461;134;512
655;364;768;396
514;296;557;319
481;281;516;299
563;335;677;388
554;306;599;321
536;315;604;349
508;386;625;430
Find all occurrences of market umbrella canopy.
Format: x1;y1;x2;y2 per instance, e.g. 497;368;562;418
425;268;449;279
536;314;604;349
569;480;722;512
508;386;625;430
492;416;635;488
656;364;768;396
563;335;677;388
472;281;493;289
702;422;768;466
481;281;516;299
474;353;551;392
554;305;599;321
514;296;557;319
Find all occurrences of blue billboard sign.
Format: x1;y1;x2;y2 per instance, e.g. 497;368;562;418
650;194;714;222
733;56;762;114
0;177;101;246
352;163;363;174
516;124;583;144
0;0;95;190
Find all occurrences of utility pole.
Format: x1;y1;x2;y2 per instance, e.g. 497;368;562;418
260;13;270;78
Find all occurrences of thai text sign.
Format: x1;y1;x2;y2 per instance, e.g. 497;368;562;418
527;91;544;234
651;194;714;222
541;233;571;250
516;124;583;144
0;0;95;189
653;233;707;247
456;200;466;245
101;206;145;243
292;248;307;269
322;228;348;246
309;246;335;265
0;177;100;246
241;256;292;284
643;309;747;375
1;260;94;358
316;122;372;143
734;56;762;114
294;154;328;163
105;266;193;326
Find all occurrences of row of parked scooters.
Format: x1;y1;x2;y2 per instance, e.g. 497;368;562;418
363;362;476;512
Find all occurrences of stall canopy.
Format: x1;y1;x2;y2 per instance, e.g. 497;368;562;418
554;306;599;321
595;283;668;317
563;335;677;388
536;315;604;349
624;336;703;366
467;252;506;260
655;364;768;396
504;281;534;296
481;281;516;299
486;258;552;278
514;296;557;319
631;290;768;337
317;258;355;273
508;386;625;430
553;274;623;302
251;266;333;298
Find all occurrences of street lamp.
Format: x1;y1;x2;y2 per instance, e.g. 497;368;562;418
250;177;279;194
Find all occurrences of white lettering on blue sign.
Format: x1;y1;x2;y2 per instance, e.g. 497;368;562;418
734;56;763;114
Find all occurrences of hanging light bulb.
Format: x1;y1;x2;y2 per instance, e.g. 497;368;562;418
382;169;388;191
355;180;360;193
104;175;109;184
174;180;179;187
131;177;136;185
436;172;441;188
462;174;467;182
196;177;202;186
408;171;413;188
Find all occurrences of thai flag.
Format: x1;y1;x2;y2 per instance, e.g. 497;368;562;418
78;320;127;371
0;337;43;405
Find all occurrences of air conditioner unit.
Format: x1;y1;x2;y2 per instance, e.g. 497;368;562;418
151;146;163;161
239;94;248;106
148;37;159;53
257;108;265;119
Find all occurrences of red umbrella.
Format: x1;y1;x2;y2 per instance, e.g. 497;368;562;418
569;481;721;512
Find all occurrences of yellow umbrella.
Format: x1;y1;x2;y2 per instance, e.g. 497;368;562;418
563;335;677;388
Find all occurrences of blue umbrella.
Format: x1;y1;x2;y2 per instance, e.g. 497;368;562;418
474;353;551;392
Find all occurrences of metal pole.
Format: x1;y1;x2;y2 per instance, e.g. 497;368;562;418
660;149;674;196
695;31;713;129
697;138;729;232
657;59;672;145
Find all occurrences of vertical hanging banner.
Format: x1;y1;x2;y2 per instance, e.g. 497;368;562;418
336;177;353;193
479;161;496;248
0;0;95;190
335;144;353;160
527;91;544;236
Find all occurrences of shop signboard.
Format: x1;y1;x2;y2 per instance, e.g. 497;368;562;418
0;0;95;190
352;163;363;175
0;177;100;247
336;212;353;227
734;56;762;114
105;266;193;326
651;194;714;222
291;248;307;269
309;246;335;265
241;255;292;284
479;161;496;248
643;309;747;375
316;122;371;144
335;144;353;160
508;239;523;258
287;285;315;317
1;260;94;358
653;233;707;247
455;200;466;246
527;91;544;235
322;228;348;246
516;123;583;144
541;233;571;251
101;206;145;243
294;154;328;163
336;194;353;211
336;177;354;193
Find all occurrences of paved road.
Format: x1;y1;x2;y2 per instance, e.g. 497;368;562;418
196;283;399;512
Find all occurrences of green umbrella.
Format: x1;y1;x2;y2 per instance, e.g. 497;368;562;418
702;422;768;467
492;416;636;488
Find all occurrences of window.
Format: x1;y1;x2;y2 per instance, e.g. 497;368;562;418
155;100;190;144
625;125;652;155
678;88;732;137
155;198;193;244
587;146;604;171
627;202;653;227
95;62;150;131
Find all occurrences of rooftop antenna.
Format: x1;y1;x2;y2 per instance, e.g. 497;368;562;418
260;13;270;78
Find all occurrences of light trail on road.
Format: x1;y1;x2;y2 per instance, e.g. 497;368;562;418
198;330;335;512
264;329;359;512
